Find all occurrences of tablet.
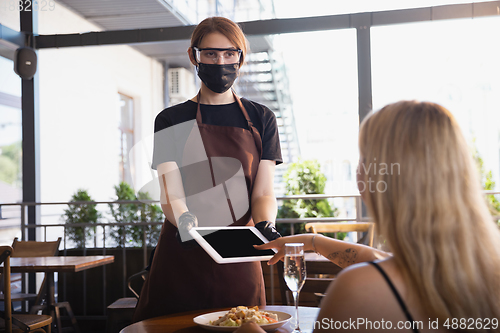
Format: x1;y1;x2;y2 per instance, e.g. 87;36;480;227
188;226;277;264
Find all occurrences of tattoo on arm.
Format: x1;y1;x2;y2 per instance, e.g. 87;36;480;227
326;248;358;267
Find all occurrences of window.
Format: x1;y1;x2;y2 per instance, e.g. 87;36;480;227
277;29;359;194
0;56;22;196
0;56;22;241
343;160;352;182
372;16;500;190
118;93;134;186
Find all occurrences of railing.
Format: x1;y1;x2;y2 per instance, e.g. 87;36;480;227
0;194;367;259
0;194;362;319
1;191;499;322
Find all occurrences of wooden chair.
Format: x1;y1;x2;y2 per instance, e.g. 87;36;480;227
305;222;375;304
305;222;375;247
0;238;62;310
1;238;79;332
126;270;148;299
0;245;52;333
277;223;375;306
106;270;148;333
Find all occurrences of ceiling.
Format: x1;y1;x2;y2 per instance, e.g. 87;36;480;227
55;0;273;68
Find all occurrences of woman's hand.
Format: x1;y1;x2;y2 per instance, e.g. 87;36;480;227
234;322;266;333
254;234;316;265
258;232;391;269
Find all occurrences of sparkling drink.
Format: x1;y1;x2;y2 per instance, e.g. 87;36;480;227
284;243;306;333
284;254;306;292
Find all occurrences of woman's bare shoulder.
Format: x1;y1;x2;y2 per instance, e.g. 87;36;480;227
336;261;388;291
315;260;397;323
322;262;386;304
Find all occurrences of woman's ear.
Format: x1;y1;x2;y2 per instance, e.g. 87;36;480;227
187;48;198;66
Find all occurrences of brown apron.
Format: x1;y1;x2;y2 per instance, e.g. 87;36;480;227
133;92;266;321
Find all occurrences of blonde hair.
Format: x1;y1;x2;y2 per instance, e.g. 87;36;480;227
359;101;500;321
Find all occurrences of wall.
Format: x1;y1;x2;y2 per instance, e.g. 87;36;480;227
38;2;163;204
1;1;165;243
0;0;19;31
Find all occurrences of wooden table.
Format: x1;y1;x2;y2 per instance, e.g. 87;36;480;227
7;256;114;273
120;305;320;333
305;222;375;247
2;255;114;332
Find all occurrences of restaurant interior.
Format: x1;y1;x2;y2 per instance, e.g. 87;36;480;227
1;0;500;332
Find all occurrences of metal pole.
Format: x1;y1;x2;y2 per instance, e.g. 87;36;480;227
20;12;40;241
20;203;26;240
270;262;274;305
143;225;147;268
102;226;107;314
122;229;126;297
353;14;373;232
353;13;373;123
63;226;67;306
355;196;361;222
20;9;39;299
83;226;87;316
34;2;500;49
20;204;27;311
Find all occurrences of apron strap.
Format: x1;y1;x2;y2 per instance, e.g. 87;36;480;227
195;89;263;158
232;91;263;159
196;90;255;130
195;90;203;124
232;90;256;130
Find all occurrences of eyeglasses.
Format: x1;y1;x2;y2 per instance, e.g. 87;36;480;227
193;47;242;64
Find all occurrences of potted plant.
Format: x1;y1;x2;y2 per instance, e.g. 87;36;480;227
62;189;101;248
277;159;339;237
108;182;163;247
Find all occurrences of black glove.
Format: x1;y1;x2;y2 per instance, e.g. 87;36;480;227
255;221;282;241
175;211;199;249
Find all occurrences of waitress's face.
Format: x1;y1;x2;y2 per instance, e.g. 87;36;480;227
189;32;238;65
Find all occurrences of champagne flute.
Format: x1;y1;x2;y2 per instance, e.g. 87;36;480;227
284;243;306;333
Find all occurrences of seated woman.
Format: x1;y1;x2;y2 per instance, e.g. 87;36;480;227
238;101;500;332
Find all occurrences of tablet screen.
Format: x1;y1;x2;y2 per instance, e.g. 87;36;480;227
198;228;276;258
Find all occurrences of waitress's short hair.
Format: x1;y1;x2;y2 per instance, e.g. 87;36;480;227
190;17;248;65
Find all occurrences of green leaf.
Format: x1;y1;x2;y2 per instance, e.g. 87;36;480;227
471;141;500;217
62;189;101;248
107;182;163;248
277;159;339;237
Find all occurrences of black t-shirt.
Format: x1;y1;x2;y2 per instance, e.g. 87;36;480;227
152;98;282;169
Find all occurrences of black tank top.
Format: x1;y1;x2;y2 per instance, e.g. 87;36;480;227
369;261;420;333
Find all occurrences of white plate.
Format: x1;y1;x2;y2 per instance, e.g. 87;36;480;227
193;310;292;332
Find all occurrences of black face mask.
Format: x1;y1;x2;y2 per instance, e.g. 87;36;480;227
196;63;239;94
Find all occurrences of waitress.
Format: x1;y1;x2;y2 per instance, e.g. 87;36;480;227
133;17;283;321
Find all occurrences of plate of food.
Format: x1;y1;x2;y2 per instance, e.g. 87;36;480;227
193;306;292;332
